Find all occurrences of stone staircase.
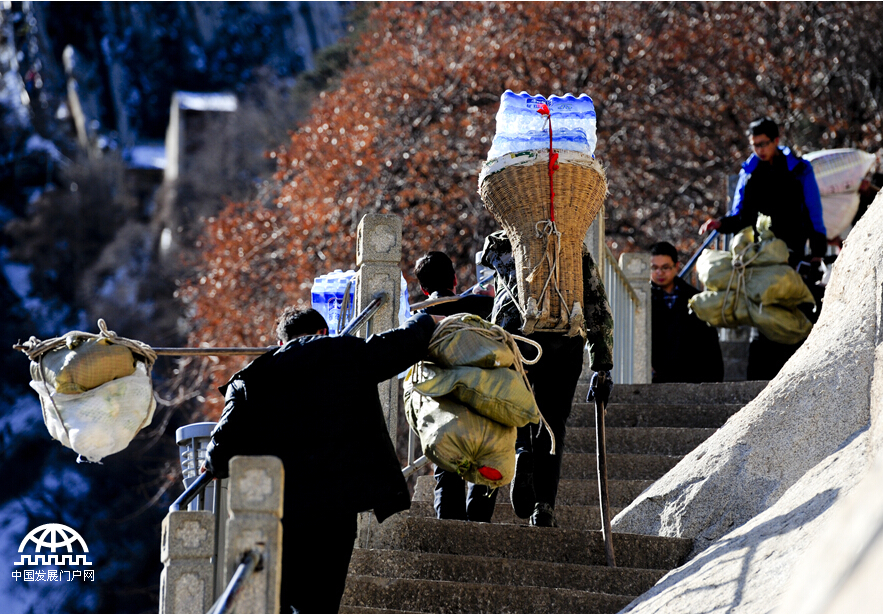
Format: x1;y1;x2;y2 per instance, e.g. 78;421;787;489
340;378;768;614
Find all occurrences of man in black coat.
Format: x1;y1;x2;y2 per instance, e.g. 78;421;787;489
413;251;498;522
650;242;724;383
205;306;437;614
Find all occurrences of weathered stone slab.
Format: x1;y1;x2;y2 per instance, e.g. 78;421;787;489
611;196;883;613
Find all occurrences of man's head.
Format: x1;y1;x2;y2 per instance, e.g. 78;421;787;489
414;251;456;296
748;117;780;163
275;307;328;344
649;242;679;293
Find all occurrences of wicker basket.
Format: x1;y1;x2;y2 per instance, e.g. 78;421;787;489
478;150;607;334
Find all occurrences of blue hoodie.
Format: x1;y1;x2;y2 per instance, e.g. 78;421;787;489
731;146;827;236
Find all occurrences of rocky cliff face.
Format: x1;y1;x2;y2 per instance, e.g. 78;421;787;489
613;194;883;613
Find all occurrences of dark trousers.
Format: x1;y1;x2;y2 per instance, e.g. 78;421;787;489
515;333;585;506
279;510;357;614
747;332;803;381
433;466;499;522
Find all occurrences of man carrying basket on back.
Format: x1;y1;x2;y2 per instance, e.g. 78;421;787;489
478;90;614;527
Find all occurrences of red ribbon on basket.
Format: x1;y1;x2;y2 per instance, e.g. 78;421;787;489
537;103;559;222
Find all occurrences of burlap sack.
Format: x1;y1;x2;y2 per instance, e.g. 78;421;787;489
427;314;516;369
410;362;539;428
404;383;515;488
30;337;136;394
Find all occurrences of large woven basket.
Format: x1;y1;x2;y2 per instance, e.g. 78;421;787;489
478;150;607;334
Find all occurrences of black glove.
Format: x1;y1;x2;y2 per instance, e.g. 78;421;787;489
809;231;828;259
586;370;613;405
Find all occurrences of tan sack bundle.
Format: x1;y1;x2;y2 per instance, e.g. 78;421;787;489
409;361;540;428
404;384;516;488
690;216;815;345
16;319;158;463
426;313;517;368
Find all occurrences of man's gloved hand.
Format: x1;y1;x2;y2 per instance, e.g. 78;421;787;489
587;370;613;405
809;231;829;259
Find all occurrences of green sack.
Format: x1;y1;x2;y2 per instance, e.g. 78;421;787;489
410;362;540;428
689;289;750;328
747;302;813;345
404;384;515;488
428;314;516;368
697;224;793;292
30;337;136;395
745;265;815;308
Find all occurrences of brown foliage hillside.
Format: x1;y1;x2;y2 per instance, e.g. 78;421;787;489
180;2;883;412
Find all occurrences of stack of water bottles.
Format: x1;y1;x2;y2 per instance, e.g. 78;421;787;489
486;90;597;160
311;270;410;335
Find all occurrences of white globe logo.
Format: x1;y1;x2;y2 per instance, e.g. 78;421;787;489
18;523;89;554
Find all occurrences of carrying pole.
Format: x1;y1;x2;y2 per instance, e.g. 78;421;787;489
151;293;388;357
592;371;616;566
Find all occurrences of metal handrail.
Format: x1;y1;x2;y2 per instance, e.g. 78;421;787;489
339;291;387;337
170;470;214;512
205;550;262;614
679;229;719;279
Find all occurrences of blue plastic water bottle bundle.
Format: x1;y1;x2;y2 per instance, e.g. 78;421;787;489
311;270;410;335
311;269;356;335
486;90;597;160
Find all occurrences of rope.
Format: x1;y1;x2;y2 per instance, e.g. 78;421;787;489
425;317;557;454
526;220;571;330
719;243;763;327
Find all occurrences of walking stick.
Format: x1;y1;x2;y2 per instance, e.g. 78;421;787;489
588;370;616;567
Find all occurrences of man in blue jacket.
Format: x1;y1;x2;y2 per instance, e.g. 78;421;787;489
700;117;828;379
205;307;437;614
700;117;828;268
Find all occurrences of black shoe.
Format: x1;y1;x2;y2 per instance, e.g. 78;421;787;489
510;451;535;519
529;502;558;528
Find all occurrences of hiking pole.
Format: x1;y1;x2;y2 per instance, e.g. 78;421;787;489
588;370;616;567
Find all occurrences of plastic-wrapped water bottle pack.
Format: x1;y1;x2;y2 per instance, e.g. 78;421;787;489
486;90;597;160
311;270;410;335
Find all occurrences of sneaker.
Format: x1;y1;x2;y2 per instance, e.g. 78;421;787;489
510;451;536;519
529;502;558;528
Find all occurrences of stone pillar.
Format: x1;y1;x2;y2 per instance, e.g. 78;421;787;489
355;213;403;444
160;511;215;614
619;253;652;384
223;456;284;614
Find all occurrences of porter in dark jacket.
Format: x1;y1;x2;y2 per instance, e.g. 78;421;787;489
205;308;436;614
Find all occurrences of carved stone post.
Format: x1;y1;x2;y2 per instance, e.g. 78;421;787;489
159;511;215;614
618;253;652;384
355;213;403;444
223;456;284;614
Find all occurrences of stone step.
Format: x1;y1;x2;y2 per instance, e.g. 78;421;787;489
566;426;717;456
362;515;693;570
574;380;768;405
564;452;682;481
414;475;652;508
343;575;635;614
340;606;431;614
408;500;624;530
349;549;666;595
568;402;744;428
